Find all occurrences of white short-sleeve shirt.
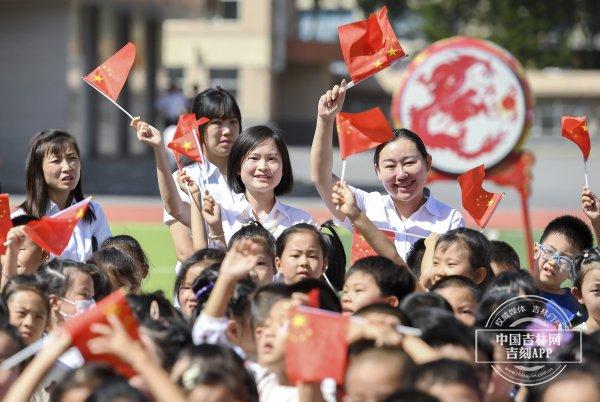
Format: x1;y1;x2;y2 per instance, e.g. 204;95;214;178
163;160;237;225
12;199;111;262
220;193;316;244
339;186;464;261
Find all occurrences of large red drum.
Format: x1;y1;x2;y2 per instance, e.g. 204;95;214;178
392;37;533;174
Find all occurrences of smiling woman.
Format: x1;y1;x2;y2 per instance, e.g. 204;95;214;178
310;81;464;261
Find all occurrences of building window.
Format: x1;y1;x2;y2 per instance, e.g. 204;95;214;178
210;68;238;98
221;0;238;20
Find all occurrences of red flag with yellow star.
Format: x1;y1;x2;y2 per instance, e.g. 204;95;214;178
338;6;406;84
22;198;90;256
350;227;396;264
0;194;13;255
168;114;210;164
336;107;394;160
83;42;136;102
285;306;349;384
65;289;140;378
458;165;503;229
562;116;591;161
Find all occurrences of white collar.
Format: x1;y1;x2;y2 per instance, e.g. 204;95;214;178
233;195;291;221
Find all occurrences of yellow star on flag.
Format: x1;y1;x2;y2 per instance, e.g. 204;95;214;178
75;208;85;219
106;303;121;316
292;314;307;328
93;74;104;83
581;123;587;132
373;60;383;69
487;199;495;207
387;48;398;57
182;141;192;151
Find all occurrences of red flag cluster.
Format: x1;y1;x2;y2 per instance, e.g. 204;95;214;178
285;306;349;384
458;165;503;229
562;116;591;161
350;227;396;264
83;42;136;102
167;114;210;166
65;289;140;378
338;6;406;83
22;198;91;256
0;194;13;255
336;107;394;160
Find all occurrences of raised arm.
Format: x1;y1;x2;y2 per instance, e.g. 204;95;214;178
310;81;347;221
131;117;191;226
582;186;600;245
177;171;207;250
1;227;27;291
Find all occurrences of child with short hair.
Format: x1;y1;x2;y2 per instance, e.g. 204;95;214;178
411;359;483;402
534;215;593;323
430;275;480;326
275;223;328;284
342;256;415;315
102;235;150;284
572;247;600;333
87;248;138;293
489;240;520;275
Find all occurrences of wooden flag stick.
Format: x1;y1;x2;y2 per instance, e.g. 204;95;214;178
82;79;134;120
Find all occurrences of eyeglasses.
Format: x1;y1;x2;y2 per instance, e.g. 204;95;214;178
535;243;575;275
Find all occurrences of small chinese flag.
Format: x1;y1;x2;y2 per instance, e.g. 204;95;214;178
350;227;396;264
83;42;136;101
336;107;394;160
168;114;210;164
285;306;349;384
22;198;90;256
338;6;406;83
562;116;591;161
65;289;140;378
458;165;503;229
0;194;13;255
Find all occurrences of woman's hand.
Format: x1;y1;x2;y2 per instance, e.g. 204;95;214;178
317;80;347;122
177;170;200;196
5;226;27;252
131;117;162;148
332;180;361;220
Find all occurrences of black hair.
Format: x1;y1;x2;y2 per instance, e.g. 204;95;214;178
87;248;138;293
10;214;38;227
373;128;428;166
50;363;120;402
2;274;51;319
489;240;520;273
127;291;184;323
287;278;342;313
430;275;480;301
174;248;225;307
138;317;193;371
38;259;95;298
354;303;410;326
276;223;328;259
320;220;347;291
421;315;477;350
227;125;293;196
86;262;113;302
347;343;415;390
435;227;493;288
227;277;258;321
174;344;258;402
0;320;24;370
84;376;150;402
406;238;426;279
192;86;242;134
346;256;415;302
410;358;482;400
250;283;291;329
20;129;95;223
540;215;594;254
190;263;221;321
229;220;276;260
574;247;600;289
399;292;453;324
102;235;150;279
382;389;441;402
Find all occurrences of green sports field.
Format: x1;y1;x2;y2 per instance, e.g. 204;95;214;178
111;223;542;299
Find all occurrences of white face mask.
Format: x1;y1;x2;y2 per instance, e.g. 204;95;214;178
60;297;96;317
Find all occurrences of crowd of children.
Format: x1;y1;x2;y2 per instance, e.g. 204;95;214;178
1;80;600;402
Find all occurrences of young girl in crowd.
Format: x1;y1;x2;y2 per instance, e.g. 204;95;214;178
311;81;464;260
275;223;328;284
572;247;600;333
133;87;242;263
2;274;50;345
88;248;138;293
12;130;111;261
102;235;150;285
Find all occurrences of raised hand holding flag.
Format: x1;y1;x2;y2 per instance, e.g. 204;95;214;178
83;42;136;119
562;116;592;187
338;6;406;88
458;165;503;229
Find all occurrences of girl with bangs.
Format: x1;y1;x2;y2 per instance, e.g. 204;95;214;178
133;87;242;263
12;130;111;261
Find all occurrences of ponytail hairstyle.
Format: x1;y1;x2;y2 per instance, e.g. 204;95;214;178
192;86;242;137
38;259;95;299
320;219;346;291
20;130;95;223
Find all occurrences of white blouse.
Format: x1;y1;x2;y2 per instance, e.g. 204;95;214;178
12;199;111;262
340;186;464;261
